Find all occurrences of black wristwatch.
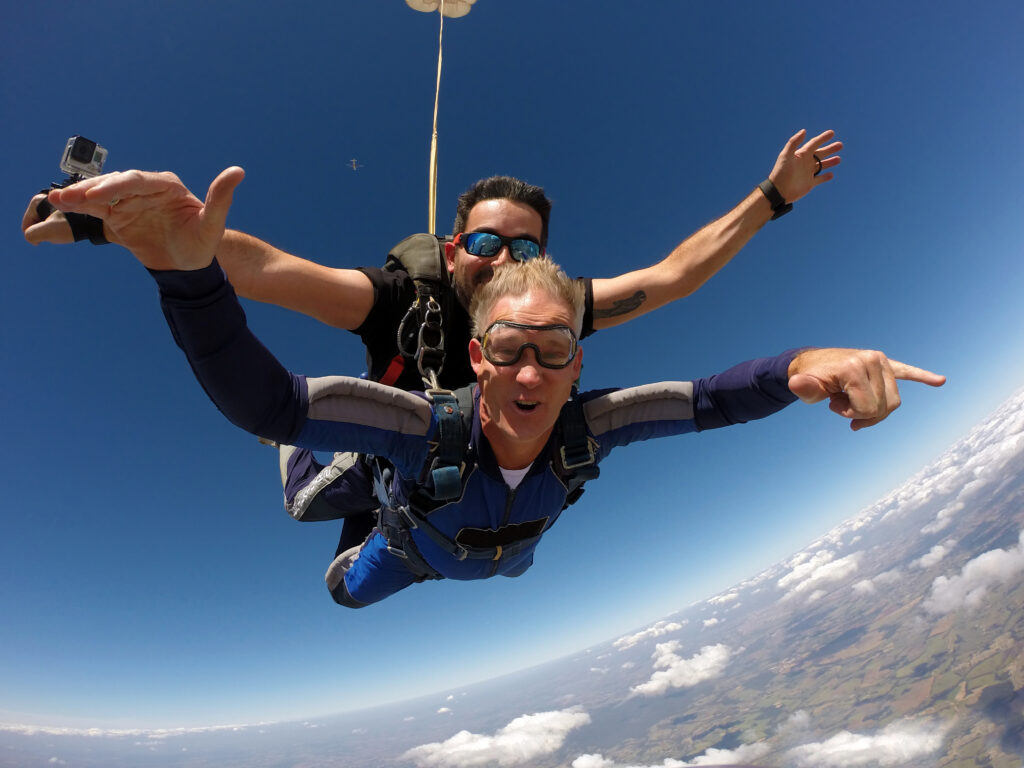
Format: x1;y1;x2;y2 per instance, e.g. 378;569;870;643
758;179;792;220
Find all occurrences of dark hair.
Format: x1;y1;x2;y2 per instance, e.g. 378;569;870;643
452;176;552;249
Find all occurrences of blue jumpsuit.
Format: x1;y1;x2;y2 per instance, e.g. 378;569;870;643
154;263;799;608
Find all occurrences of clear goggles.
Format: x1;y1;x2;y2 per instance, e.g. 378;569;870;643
454;232;542;262
480;321;578;369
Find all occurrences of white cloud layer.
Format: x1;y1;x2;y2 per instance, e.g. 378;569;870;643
778;550;863;601
706;591;739;605
613;620;685;650
572;747;771;768
401;708;590;767
852;568;902;595
0;722;258;739
786;718;947;766
572;715;945;768
912;541;955;569
923;530;1024;614
630;643;732;696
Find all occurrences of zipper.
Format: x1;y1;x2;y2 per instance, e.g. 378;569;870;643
489;485;517;577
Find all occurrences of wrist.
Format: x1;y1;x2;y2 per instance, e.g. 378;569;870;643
758;179;792;220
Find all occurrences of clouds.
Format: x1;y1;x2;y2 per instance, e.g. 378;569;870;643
613;620;685;650
852;568;901;595
777;550;863;601
570;716;945;768
401;708;591;767
911;540;955;570
923;530;1024;615
629;643;732;697
0;722;257;738
787;718;947;766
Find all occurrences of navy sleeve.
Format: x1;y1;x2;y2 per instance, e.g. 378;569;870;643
692;350;801;430
150;260;309;444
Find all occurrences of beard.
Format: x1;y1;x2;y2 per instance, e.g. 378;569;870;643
452;260;495;310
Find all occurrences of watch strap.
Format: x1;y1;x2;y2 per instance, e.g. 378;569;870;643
758;179;793;220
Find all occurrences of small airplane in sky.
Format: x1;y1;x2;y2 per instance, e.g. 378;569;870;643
348;158;363;171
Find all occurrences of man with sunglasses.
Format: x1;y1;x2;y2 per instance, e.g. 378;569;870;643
32;130;842;554
44;166;944;607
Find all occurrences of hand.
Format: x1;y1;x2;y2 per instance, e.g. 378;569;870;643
46;167;245;271
23;193;76;245
768;129;842;204
788;348;945;430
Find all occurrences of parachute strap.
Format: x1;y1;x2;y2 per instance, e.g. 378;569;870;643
387;233;452;389
555;388;600;509
421;387;464;500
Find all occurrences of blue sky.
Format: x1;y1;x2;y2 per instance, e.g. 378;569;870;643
2;0;1022;730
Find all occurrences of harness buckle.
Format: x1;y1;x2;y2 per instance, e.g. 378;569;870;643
386;545;410;560
560;437;598;470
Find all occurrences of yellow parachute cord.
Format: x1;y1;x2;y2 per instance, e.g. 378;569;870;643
427;0;445;234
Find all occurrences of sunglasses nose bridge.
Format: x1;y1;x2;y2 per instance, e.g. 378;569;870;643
492;244;516;265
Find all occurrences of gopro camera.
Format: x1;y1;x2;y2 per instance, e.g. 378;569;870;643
60;135;108;179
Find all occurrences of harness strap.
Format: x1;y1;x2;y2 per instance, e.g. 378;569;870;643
555;388;600;509
371;385;598;572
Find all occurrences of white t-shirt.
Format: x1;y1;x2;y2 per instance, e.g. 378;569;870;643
498;464;532;489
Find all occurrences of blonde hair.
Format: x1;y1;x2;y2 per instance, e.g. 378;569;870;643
469;257;585;337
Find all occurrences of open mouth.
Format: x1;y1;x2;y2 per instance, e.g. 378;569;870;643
514;400;539;412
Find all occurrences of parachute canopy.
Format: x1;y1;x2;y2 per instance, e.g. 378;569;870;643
406;0;476;18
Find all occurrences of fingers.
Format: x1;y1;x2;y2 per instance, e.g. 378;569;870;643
49;170;190;218
22;193;48;230
789;348;944;431
783;129;807;154
24;216;74;245
199;167;245;240
803;129;836;151
787;372;830;404
889;360;947;388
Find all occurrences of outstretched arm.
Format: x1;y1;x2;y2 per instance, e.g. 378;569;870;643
33;170;374;330
590;129;842;329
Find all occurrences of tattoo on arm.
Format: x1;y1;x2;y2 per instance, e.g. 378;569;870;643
593;290;646;319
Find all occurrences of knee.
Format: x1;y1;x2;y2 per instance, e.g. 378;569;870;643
325;547;369;609
328;580;369;609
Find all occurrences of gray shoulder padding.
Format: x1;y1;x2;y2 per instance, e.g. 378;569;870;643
584;382;695;437
305;376;434;436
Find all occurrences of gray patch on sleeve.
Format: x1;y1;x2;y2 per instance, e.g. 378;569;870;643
305;376;433;436
584;381;695;437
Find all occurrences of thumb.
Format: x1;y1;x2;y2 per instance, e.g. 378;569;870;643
199;166;245;238
788;373;830;404
25;217;75;246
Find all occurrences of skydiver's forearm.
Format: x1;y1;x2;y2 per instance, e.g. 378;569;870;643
590;189;776;331
152;261;309;444
693;350;800;430
215;230;375;330
215;229;293;302
665;188;773;297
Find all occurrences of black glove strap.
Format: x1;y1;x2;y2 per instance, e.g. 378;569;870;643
35;188;109;244
758;179;793;220
67;213;110;245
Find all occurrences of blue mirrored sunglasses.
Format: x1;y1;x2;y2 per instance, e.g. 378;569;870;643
454;232;542;262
